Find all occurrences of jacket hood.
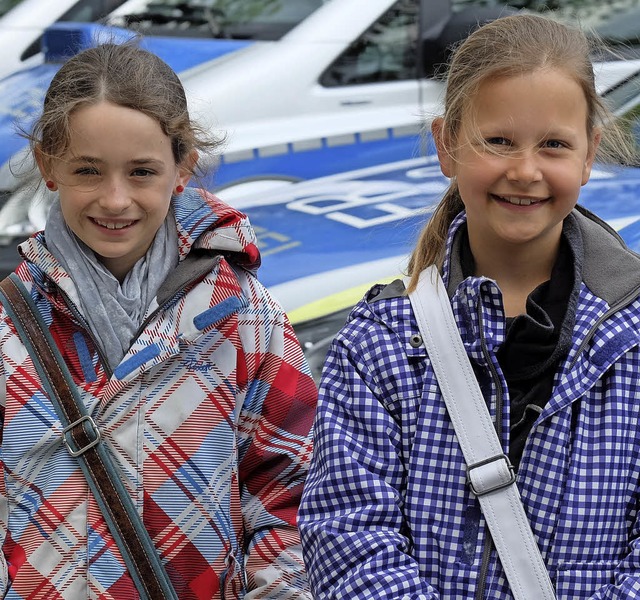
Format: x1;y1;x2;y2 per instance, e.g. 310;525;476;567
173;188;260;272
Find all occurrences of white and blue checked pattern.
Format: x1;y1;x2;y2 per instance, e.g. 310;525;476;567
299;212;640;599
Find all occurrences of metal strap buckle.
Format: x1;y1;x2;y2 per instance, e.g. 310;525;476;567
466;453;516;497
62;415;101;457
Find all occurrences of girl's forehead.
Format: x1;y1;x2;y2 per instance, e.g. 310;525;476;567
61;102;174;161
455;69;590;141
464;69;588;117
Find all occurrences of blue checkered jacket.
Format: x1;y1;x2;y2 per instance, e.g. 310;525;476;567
299;208;640;599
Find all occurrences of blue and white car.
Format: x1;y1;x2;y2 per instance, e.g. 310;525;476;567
233;155;640;379
0;0;639;277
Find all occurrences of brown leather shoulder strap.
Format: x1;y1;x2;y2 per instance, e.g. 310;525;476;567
0;275;177;600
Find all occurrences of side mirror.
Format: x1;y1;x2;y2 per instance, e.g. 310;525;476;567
419;6;519;79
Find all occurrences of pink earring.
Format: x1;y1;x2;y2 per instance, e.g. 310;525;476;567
175;185;185;194
45;180;55;190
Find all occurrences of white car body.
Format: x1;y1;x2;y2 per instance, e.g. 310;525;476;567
180;0;425;162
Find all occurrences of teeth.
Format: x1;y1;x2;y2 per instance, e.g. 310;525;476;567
94;219;133;230
499;196;540;206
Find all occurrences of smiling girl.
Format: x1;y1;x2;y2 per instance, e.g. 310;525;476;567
299;13;640;599
0;42;316;598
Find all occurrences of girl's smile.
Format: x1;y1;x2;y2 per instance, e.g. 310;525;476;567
90;218;138;230
492;194;549;207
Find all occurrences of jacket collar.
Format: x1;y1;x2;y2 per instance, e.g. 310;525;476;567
440;206;640;371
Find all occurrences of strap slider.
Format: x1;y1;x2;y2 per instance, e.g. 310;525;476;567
62;415;101;457
467;453;515;496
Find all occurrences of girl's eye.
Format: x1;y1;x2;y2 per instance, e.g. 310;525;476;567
74;167;99;176
544;139;566;149
485;137;510;147
132;168;154;177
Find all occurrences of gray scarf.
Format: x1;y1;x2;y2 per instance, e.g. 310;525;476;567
44;202;179;371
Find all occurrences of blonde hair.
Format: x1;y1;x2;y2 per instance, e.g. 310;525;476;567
406;13;636;292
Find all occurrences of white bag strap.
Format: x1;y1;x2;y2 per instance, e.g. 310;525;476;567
406;265;556;600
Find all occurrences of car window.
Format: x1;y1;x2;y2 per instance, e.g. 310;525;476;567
320;0;419;87
453;0;640;52
107;0;325;40
0;0;22;18
60;0;127;22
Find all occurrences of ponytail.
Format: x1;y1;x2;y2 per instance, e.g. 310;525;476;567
406;184;463;293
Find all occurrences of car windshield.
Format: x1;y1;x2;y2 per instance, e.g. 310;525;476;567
107;0;326;40
0;0;22;18
456;0;640;53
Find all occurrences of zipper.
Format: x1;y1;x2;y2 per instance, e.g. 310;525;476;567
130;255;223;342
474;301;504;600
54;284;114;379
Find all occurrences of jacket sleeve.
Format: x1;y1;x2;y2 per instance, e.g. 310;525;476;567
298;328;440;600
237;283;317;599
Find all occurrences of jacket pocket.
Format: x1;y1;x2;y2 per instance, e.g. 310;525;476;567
555;561;617;599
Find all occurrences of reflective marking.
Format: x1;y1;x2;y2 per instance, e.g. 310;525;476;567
222;149;256;163
326;133;356;147
288;275;398;324
393;123;421;137
220;126;421;164
258;143;289;158
360;128;390;142
292;138;323;152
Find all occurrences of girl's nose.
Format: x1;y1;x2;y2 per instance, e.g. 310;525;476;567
99;178;132;212
506;151;543;184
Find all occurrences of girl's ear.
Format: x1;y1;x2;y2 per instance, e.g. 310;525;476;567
177;149;199;188
34;145;59;192
34;145;52;182
432;117;455;178
581;127;601;186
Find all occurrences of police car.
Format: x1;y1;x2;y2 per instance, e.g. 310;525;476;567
0;0;126;80
0;0;639;276
235;155;640;379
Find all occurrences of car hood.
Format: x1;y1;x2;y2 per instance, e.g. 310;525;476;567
235;156;640;317
0;22;252;175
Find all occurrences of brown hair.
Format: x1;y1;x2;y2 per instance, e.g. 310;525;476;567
30;41;222;175
406;13;637;292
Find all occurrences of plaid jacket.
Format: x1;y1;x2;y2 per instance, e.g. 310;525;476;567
0;189;316;599
299;208;640;599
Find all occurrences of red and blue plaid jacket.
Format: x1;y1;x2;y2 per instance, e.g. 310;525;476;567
0;189;316;598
